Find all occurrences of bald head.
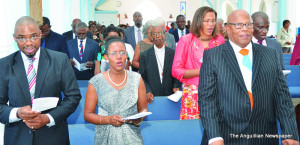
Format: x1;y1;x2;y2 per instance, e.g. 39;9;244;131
227;10;251;23
14;16;39;34
251;11;269;21
72;18;81;33
226;10;253;48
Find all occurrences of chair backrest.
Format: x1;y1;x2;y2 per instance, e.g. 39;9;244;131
67;99;98;124
286;65;300;86
144;96;181;121
77;80;89;88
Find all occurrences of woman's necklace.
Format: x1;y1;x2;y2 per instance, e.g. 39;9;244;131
108;69;127;87
199;37;212;41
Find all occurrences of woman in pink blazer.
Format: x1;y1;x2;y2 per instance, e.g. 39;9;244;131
172;6;225;120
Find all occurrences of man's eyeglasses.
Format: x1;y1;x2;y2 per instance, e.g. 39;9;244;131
15;36;40;43
152;32;163;36
106;51;127;56
228;23;253;29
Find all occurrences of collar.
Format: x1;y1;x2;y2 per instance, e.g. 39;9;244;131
134;25;143;32
154;44;165;53
252;36;266;46
229;40;252;53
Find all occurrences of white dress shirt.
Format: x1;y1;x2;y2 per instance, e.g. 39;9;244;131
9;48;55;127
209;41;253;145
154;45;165;83
252;37;267;46
134;25;143;44
177;28;187;38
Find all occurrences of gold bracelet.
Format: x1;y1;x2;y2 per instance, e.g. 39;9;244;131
134;118;144;126
99;116;102;125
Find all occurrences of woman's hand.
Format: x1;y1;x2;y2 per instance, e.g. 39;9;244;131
109;115;124;127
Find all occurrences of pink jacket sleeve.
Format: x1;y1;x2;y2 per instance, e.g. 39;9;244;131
172;37;189;82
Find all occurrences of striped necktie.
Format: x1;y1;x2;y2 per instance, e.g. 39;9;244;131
137;29;142;42
27;57;36;103
239;48;253;112
181;30;184;37
79;40;84;60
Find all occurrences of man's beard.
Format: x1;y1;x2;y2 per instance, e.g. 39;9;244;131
135;21;142;27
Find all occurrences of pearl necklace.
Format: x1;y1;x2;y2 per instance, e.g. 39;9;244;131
108;69;127;87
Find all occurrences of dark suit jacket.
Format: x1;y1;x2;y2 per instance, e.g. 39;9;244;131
266;38;285;69
170;28;189;42
139;46;181;96
41;30;69;58
0;48;81;145
124;26;137;50
67;38;99;80
198;41;298;145
62;30;93;42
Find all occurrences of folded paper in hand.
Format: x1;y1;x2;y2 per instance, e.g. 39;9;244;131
73;57;88;71
32;97;59;112
122;112;152;120
167;91;182;102
283;70;291;76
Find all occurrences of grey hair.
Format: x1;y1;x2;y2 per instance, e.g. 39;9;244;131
217;18;224;24
76;22;88;32
251;11;269;21
150;20;166;35
142;20;154;36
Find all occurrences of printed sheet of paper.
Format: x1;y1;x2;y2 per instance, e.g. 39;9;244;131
73;57;88;71
283;70;291;75
122;112;152;120
32;97;59;112
167;91;183;102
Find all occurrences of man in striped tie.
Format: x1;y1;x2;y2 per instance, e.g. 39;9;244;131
198;10;298;145
0;16;81;145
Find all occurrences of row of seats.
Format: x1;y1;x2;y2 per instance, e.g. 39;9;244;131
68;119;204;145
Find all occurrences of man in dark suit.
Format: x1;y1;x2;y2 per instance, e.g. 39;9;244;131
68;22;99;80
251;11;285;70
198;10;298;145
169;15;189;43
62;18;93;42
39;17;69;57
124;11;143;50
0;16;81;145
139;25;180;103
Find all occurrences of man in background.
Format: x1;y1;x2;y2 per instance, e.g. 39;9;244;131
124;11;143;50
251;11;285;69
170;15;189;43
39;17;69;57
62;18;93;42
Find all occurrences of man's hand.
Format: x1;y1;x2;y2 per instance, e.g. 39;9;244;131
17;105;39;121
70;59;75;66
24;114;50;130
173;88;180;93
282;139;299;145
210;140;224;145
146;92;154;104
86;61;93;68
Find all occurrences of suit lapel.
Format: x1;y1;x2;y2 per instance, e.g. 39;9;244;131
72;40;81;62
35;48;50;98
222;41;247;91
12;52;32;104
251;43;261;86
131;27;136;44
162;48;171;84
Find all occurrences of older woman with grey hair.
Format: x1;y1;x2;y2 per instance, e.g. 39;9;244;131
132;20;155;69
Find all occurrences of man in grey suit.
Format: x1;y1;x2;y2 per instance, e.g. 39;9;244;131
139;25;180;103
199;10;298;145
68;22;99;80
0;16;81;145
124;11;143;50
251;11;285;70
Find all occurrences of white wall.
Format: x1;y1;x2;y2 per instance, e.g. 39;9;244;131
94;13;119;26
